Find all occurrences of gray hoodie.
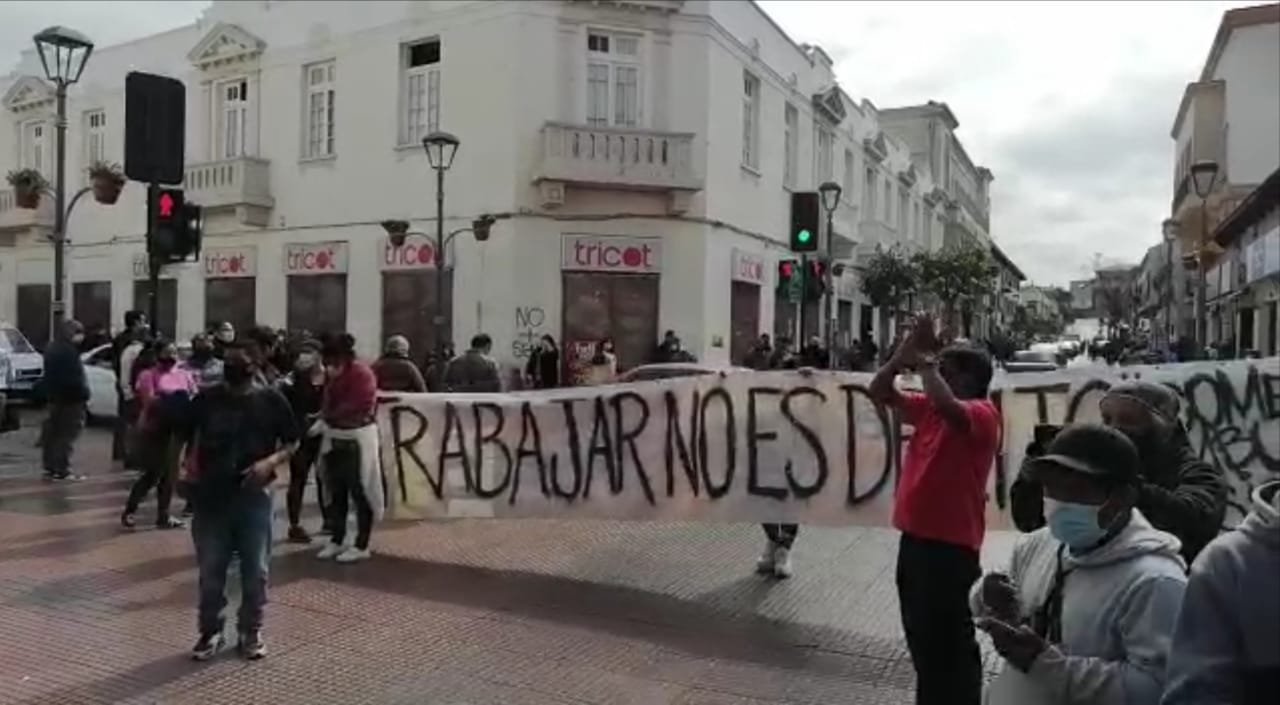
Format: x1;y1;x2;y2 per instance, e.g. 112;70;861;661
1161;480;1280;705
972;511;1188;705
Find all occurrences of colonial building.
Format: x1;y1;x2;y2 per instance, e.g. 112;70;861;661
0;0;1005;376
1211;167;1280;356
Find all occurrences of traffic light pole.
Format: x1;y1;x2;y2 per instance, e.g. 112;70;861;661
823;209;836;368
146;182;161;338
797;253;808;343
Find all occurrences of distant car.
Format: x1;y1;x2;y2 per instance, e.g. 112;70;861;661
1005;349;1060;373
0;324;45;402
614;362;749;383
83;344;118;421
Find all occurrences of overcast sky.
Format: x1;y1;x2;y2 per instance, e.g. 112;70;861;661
2;1;1249;286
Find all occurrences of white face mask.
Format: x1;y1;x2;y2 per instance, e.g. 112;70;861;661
217;330;235;343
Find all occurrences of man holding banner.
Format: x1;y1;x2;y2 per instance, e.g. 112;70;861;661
870;314;1001;705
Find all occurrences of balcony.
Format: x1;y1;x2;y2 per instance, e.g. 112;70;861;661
856;219;895;250
183;156;274;227
534;122;702;213
0;188;54;240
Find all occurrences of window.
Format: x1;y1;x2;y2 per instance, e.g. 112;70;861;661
741;71;760;168
863;167;876;217
783;103;798;187
304;61;336;158
924;209;933;244
912;201;921;241
22;121;46;173
401;39;441;145
814;123;833;182
843;150;855;199
218;79;249;158
586;31;641;127
882;178;891;221
899;190;909;235
84;110;106;166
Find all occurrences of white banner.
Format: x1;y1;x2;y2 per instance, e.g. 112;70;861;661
376;359;1280;526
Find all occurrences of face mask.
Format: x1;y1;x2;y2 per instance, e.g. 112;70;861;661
1044;497;1109;551
216;331;235;343
224;361;252;385
295;353;317;371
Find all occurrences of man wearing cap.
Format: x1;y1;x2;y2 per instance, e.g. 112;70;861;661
41;319;90;481
870;313;1002;705
972;423;1188;705
1011;381;1226;562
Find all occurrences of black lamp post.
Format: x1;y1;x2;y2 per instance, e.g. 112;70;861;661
422;131;460;353
33;25;93;336
1161;217;1180;347
1189;159;1219;350
818;180;842;367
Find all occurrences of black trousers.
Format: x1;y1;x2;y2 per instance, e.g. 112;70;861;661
896;533;983;705
42;402;85;475
326;441;373;550
112;396;139;466
287;436;332;529
762;523;798;549
125;429;177;521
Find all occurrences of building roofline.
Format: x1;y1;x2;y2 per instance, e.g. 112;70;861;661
878;100;959;130
989;241;1026;280
1171;79;1225;139
1199;3;1280;82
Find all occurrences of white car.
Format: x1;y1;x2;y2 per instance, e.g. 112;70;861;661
82;344;119;420
0;324;45;402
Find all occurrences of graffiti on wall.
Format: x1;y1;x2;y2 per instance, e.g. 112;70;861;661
512;306;548;359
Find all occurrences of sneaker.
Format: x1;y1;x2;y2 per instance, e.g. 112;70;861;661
238;630;267;660
120;512;138;529
156;516;187;530
286;525;312;544
316;542;344;560
191;632;225;661
772;546;793;579
335;547;372;563
755;540;777;574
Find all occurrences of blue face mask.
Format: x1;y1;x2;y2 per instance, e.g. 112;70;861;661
1043;497;1109;551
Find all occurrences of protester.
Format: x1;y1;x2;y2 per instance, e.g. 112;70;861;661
756;341;801;578
745;333;773;370
423;342;456;393
112;310;149;469
41;320;90;482
211;321;235;359
444;334;502;393
1161;478;1279;705
245;325;284;387
123;339;197;529
372;335;427;392
798;335;828;369
653;330;696;363
282;339;333;543
583;338;617;386
180;341;298;661
183;333;224;389
524;334;561;389
1010;381;1227;562
769;336;796;369
972;423;1187;704
315;334;382;563
868;313;1001;705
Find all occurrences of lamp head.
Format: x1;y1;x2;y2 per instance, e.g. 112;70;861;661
33;26;94;85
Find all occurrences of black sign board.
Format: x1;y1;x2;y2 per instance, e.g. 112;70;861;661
125;72;185;184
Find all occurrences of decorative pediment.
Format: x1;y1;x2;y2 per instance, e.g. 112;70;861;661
812;86;847;125
923;185;948;206
862;132;888;163
3;76;54;113
898;163;918;188
187;23;266;70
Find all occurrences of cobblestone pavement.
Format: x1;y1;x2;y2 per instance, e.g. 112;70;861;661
0;419;1014;705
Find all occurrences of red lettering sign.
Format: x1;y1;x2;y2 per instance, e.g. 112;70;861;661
381;237;438;270
562;236;661;273
285;242;348;275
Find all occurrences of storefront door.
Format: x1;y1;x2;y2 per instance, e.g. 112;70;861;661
16;284;51;349
203;246;258;335
562;272;658;379
72;281;112;336
381;269;452;358
132;279;178;340
729;281;760;365
286;274;347;336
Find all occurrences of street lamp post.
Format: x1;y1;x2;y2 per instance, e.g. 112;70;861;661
422;131;460;354
818;181;842;368
1161;217;1180;348
1189;159;1219;352
33;26;94;336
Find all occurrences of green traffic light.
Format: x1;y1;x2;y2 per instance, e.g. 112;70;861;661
797;229;812;243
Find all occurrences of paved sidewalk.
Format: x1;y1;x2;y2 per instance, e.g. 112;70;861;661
0;424;1013;704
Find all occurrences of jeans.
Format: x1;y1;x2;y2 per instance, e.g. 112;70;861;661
326;441;373;550
125;429;178;521
112;396;139;466
42;402;85;475
762;523;798;549
896;533;983;705
191;488;273;636
287;437;331;529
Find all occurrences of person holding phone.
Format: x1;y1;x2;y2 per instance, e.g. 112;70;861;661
971;424;1187;705
869;312;1001;705
179;341;300;662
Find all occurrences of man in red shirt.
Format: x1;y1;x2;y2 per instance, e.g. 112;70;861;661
869;314;1000;705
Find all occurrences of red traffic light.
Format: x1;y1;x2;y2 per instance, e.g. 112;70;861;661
158;192;175;218
780;261;795;278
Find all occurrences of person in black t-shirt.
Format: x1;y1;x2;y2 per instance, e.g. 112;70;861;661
281;339;333;542
180;341;299;662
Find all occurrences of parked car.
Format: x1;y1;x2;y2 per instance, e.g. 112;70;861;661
614;362;749;383
1004;349;1060;373
0;324;45;403
82;344;118;421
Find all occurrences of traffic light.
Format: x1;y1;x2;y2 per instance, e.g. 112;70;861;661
790;191;820;253
147;188;202;261
777;258;801;301
178;202;204;260
804;259;828;301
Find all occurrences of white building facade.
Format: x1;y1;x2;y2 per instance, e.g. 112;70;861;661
0;0;969;378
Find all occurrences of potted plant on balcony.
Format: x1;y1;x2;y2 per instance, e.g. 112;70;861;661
6;168;48;209
88;161;126;205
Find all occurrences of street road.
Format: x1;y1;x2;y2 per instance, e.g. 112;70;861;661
0;420;1012;705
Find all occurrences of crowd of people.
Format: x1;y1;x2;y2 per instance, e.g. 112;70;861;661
30;311;1277;700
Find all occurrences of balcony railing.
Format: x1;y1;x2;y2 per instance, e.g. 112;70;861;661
183;156;274;226
535;122;702;192
0;188;54;235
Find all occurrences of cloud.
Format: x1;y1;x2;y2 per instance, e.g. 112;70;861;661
0;1;209;72
758;0;1247;285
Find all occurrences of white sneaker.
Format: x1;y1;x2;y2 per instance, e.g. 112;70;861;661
772;546;793;579
755;540;777;574
316;542;344;560
335;547;371;563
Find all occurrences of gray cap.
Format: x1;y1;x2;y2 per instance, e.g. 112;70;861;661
1103;382;1180;424
1029;423;1140;485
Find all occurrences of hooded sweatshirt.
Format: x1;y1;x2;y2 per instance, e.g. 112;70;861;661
1161;480;1280;705
972;511;1188;705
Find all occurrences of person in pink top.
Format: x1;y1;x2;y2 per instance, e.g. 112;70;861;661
123;339;198;529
